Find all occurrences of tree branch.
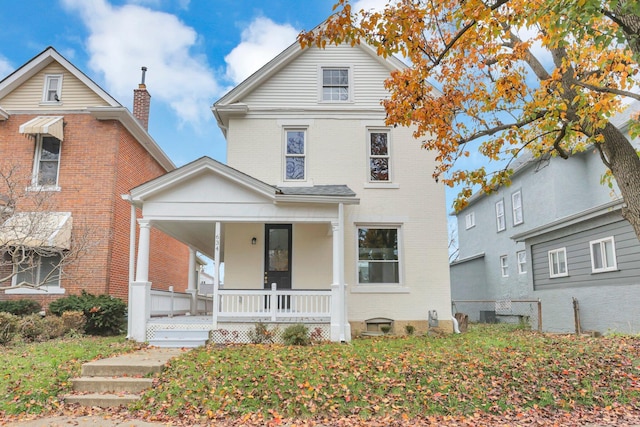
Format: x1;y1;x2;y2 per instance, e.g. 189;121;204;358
457;110;547;145
572;80;640;101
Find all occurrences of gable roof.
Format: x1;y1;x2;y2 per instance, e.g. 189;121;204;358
0;46;120;107
212;28;418;136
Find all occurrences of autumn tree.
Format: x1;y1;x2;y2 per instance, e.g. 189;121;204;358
299;0;640;238
0;164;97;290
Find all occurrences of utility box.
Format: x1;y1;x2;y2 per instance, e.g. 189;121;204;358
428;310;439;327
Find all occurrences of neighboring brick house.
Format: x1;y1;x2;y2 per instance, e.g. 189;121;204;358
0;47;190;308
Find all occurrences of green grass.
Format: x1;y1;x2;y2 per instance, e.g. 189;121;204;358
0;336;139;416
135;324;640;420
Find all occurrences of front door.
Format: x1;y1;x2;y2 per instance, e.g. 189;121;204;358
264;224;292;309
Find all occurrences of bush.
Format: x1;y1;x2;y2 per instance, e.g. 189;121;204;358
0;312;18;345
49;291;126;336
61;310;86;334
282;324;311;346
405;324;415;335
17;314;46;342
43;316;66;339
247;322;276;344
0;299;42;316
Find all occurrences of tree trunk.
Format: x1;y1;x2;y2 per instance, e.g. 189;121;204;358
600;122;640;241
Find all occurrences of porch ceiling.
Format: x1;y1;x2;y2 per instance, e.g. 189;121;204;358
152;220;220;259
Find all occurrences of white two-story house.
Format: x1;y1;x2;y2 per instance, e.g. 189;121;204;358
126;37;452;343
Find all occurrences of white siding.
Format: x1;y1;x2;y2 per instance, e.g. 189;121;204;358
1;63;109;110
242;44;392;110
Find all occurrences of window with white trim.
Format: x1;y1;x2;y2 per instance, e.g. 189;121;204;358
284;129;306;181
495;199;506;232
357;226;400;284
42;74;62;103
33;136;61;187
517;250;527;274
465;212;475;229
512;190;523;225
321;67;349;101
500;255;509;277
590;236;617;273
368;130;391;182
13;251;62;289
548;248;568;278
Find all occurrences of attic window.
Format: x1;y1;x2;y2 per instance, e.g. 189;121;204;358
321;67;350;102
42;75;62;103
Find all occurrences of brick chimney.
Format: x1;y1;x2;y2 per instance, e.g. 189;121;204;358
133;66;151;130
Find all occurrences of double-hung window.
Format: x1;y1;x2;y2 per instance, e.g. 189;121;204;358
42;74;62;103
590;236;617;273
517;250;527;274
512;191;523;225
368;130;391;182
357;226;400;284
500;255;509;277
321;68;349;101
465;212;475;229
33;136;61;188
548;248;568;278
495;200;506;232
13;251;62;289
284;129;306;181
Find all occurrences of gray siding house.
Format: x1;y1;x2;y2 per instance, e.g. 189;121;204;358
450;103;640;334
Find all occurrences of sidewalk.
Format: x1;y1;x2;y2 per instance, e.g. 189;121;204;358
6;415;176;426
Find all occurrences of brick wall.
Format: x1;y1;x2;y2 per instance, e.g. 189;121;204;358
0;112;189;306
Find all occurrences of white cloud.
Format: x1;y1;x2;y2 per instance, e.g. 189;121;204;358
224;17;299;84
0;56;13;78
61;0;220;126
352;0;389;12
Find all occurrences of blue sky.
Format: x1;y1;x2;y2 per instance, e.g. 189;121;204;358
0;0;388;167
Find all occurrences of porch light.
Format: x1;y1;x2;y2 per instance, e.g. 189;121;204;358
251;237;257;245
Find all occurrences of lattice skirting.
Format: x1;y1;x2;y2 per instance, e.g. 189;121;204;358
146;321;331;344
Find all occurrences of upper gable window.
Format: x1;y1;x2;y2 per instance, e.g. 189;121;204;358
33;136;61;188
368;130;391;182
284;129;306;181
321;67;350;102
42;75;63;103
465;212;475;229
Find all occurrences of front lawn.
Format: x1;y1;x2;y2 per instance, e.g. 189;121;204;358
133;325;640;424
0;336;139;416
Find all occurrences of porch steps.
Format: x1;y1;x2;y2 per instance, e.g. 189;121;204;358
63;347;184;408
147;329;209;348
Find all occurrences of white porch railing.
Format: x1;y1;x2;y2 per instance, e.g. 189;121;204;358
217;284;331;321
150;287;191;317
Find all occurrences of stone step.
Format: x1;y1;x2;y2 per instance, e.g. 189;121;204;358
72;376;154;393
63;393;140;408
149;338;207;348
81;348;184;377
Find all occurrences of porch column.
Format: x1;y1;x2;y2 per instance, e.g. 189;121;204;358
130;219;152;342
212;221;221;329
331;202;349;342
187;248;197;314
124;196;136;339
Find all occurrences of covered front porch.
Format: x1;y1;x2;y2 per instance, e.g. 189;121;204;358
125;157;358;344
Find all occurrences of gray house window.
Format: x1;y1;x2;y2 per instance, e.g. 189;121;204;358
495;200;506;232
589;236;617;273
465;212;475;229
512;191;523;225
548;248;568;278
500;255;508;277
517;250;527;274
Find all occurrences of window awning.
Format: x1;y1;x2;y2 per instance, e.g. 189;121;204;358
19;116;64;141
0;212;72;250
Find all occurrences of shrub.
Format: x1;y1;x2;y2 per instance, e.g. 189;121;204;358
0;312;18;345
43;316;66;339
405;324;415;335
380;325;392;334
0;299;42;316
61;310;86;334
49;291;126;336
17;314;46;342
282;324;311;346
247;322;276;344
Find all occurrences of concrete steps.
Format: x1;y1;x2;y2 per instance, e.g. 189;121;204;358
147;329;209;348
63;347;184;408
